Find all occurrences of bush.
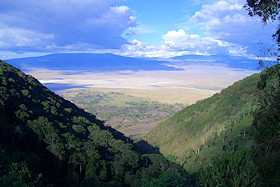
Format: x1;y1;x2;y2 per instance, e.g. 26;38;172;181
142;173;192;187
198;150;261;186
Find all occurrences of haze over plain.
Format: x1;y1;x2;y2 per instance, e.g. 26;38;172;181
1;0;276;103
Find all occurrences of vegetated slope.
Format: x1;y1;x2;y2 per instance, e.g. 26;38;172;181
60;88;184;133
0;61;189;186
144;72;261;173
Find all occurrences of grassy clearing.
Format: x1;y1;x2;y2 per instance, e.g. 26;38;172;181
59;88;189;137
59;87;214;105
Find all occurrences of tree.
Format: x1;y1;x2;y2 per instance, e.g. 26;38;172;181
243;2;280;183
245;0;280;71
198;150;261;186
245;0;280;68
0;162;34;186
142;173;191;187
251;65;280;186
245;0;280;45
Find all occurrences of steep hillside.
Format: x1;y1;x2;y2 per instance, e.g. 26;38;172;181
144;72;261;173
0;61;189;186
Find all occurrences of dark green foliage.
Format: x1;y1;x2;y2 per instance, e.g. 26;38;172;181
144;64;280;186
198;150;261;187
142;172;193;187
0;162;34;186
245;0;280;45
0;146;42;186
139;154;186;179
0;61;190;186
251;65;280;186
245;0;279;23
244;2;280;185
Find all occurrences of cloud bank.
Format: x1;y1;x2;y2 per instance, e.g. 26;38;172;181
0;0;275;59
191;0;275;55
0;0;136;52
118;0;275;58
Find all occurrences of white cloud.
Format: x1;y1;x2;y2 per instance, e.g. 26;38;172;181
111;6;130;14
1;0;274;59
118;28;249;58
162;29;217;51
0;26;53;49
117;0;274;58
0;1;136;52
191;0;275;54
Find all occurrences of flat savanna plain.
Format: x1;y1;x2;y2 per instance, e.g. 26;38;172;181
59;87;214;138
16;53;255;138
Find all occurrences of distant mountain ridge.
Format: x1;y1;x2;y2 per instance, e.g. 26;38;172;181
6;53;258;73
6;53;182;72
172;54;259;70
6;53;259;94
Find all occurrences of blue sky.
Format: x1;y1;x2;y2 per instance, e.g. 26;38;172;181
3;0;271;99
121;0;212;44
0;0;276;59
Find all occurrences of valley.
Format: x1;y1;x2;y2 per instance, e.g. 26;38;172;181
1;0;279;186
6;53;257;140
59;88;188;138
1;59;279;186
0;61;190;186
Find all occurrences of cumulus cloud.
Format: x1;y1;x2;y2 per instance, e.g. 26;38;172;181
1;0;274;58
0;24;54;49
191;0;275;55
118;0;274;58
163;29;218;52
118;39;190;58
0;0;136;52
163;29;252;56
118;29;249;58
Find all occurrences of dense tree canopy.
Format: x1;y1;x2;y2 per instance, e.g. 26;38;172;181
244;2;280;185
0;60;190;186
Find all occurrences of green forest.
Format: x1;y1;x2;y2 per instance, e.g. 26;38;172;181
145;1;280;185
145;64;280;185
0;61;191;186
60;89;184;130
1;59;279;186
1;1;280;186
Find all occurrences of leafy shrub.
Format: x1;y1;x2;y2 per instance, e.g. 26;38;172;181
142;173;192;187
198;150;261;186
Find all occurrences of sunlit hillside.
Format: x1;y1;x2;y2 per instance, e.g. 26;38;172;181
145;72;261;173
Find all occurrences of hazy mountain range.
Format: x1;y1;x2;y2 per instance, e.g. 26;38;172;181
6;53;258;72
6;53;259;95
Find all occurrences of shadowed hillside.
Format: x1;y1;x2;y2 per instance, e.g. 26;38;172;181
0;60;191;186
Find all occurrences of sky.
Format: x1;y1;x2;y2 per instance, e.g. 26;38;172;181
2;0;275;103
0;0;276;59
